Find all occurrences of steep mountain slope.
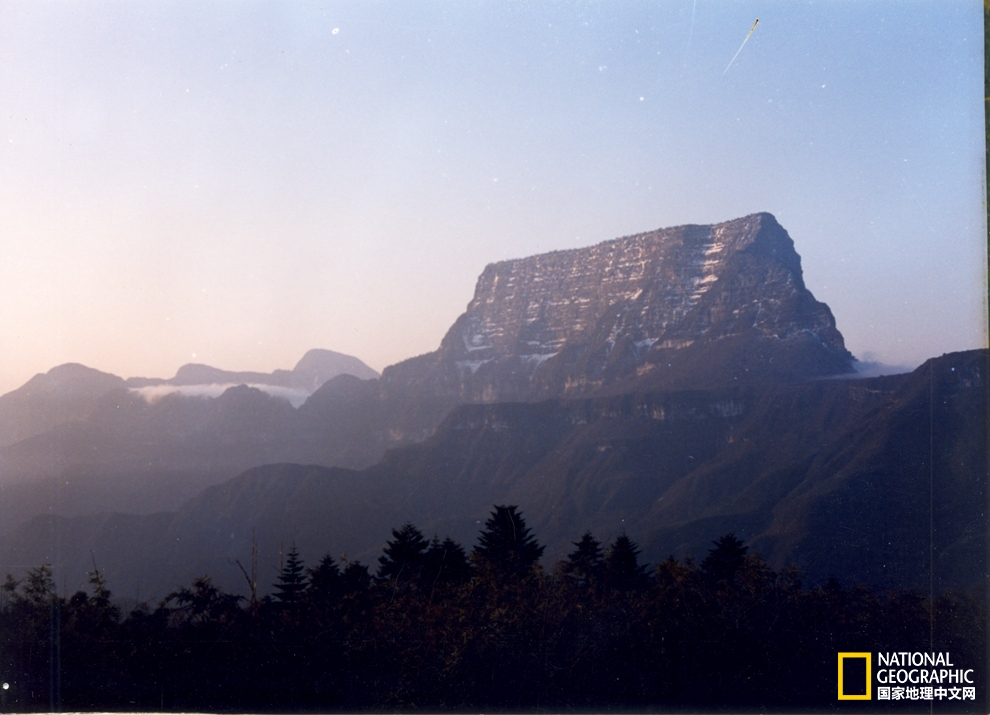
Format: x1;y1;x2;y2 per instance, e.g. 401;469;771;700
3;351;981;600
747;350;987;591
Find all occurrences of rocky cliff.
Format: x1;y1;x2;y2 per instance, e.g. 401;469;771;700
0;214;860;541
382;213;853;405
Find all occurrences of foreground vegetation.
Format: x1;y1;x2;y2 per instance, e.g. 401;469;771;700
0;505;983;712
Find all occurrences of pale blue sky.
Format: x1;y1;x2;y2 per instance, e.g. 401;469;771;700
0;1;985;394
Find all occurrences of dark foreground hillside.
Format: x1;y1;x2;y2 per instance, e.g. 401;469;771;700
0;510;984;713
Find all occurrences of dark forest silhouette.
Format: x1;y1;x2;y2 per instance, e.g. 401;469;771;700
0;505;983;712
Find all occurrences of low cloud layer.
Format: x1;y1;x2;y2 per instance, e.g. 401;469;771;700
129;383;312;408
850;360;914;378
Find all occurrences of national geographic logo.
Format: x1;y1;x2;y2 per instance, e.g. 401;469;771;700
838;652;977;702
837;652;871;700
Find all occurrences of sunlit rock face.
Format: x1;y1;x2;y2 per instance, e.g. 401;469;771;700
383;212;853;403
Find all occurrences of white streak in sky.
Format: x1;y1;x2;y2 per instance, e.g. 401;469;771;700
682;0;697;67
721;18;759;78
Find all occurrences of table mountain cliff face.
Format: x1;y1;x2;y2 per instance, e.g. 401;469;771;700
383;213;853;405
0;213;856;525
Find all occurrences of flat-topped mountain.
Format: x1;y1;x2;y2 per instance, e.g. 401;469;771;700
0;212;981;607
0;215;860;532
0;214;874;570
383;213;853;405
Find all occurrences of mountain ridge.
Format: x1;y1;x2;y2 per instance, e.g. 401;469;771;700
125;347;380;389
0;213;980;603
1;349;981;600
0;350;383;533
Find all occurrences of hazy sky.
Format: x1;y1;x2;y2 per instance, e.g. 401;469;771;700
0;1;985;396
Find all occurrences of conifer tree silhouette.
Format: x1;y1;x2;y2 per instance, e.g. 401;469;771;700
306;553;342;612
603;533;650;591
423;536;473;589
273;545;307;605
564;531;604;583
377;523;429;583
340;561;371;593
700;533;748;585
472;505;544;576
308;553;341;593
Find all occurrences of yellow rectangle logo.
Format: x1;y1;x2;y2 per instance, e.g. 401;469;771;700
838;652;872;700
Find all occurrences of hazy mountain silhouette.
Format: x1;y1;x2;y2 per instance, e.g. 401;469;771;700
0;364;125;448
0;351;381;533
126;348;379;389
0;350;981;600
0;214;982;604
0;215;851;510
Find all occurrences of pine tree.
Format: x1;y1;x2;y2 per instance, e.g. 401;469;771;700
472;505;545;577
308;553;341;595
272;545;307;606
423;536;473;590
340;561;371;593
377;523;429;583
700;533;748;585
603;533;650;591
564;531;604;583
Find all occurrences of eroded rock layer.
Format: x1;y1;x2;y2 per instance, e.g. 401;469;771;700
383;212;852;404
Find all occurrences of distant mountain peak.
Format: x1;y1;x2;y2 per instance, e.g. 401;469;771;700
23;363;125;393
170;363;238;385
0;364;125;448
123;349;379;392
291;348;380;389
